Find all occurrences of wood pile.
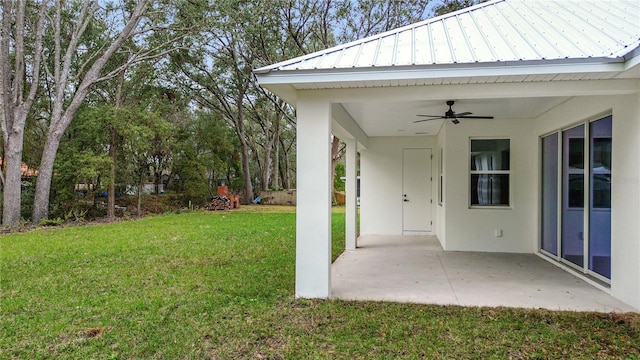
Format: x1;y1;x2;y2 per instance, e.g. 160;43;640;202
206;196;230;211
206;185;240;210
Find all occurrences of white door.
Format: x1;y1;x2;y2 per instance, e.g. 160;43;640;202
402;148;432;233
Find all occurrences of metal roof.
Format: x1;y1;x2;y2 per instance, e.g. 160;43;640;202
255;0;640;74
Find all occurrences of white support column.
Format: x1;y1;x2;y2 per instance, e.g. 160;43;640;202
345;138;358;250
295;93;332;298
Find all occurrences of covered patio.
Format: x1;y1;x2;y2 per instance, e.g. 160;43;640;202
331;235;635;312
256;0;640;311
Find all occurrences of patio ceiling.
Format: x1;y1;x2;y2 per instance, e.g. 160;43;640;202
340;96;569;137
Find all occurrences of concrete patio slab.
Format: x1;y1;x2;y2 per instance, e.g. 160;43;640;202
331;235;636;313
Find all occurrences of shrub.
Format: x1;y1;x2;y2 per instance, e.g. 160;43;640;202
39;218;64;226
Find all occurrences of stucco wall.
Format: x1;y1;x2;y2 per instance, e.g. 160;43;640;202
436;125;447;249
535;94;640;310
442;118;537;253
360;136;437;235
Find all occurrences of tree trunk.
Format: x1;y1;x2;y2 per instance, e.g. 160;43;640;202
273;129;280;189
137;174;143;217
279;137;291;189
238;135;253;204
1;1;47;227
263;112;281;190
107;130;117;221
31;127;64;222
331;136;340;195
2;124;25;226
154;167;162;194
235;92;253;204
261;146;272;191
107;70;125;221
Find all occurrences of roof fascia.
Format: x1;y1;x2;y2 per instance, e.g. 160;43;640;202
624;46;640;70
256;58;626;86
298;79;640;103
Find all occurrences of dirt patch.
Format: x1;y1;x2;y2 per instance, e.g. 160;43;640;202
82;327;110;339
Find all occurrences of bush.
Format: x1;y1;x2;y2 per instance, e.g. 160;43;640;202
334;162;345;191
39;218;64;226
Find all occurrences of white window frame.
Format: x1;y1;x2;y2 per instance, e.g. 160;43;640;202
469;137;511;208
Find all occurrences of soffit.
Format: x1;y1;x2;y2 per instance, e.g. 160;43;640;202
340;97;570;137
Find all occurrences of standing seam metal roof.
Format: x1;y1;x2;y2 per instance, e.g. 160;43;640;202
255;0;640;73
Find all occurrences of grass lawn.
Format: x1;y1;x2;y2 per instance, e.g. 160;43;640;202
1;206;638;359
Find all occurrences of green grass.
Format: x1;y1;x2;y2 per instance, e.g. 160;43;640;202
1;207;638;359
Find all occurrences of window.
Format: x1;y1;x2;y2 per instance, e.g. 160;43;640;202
591;137;611;208
470;139;510;207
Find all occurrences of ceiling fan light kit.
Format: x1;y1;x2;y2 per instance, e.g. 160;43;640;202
415;100;494;124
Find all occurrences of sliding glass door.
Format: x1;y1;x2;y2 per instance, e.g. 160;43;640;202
541;133;558;255
562;125;585;267
540;115;612;281
589;116;612;278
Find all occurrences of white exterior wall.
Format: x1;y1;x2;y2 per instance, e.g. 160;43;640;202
360;136;437;235
443;118;537;253
535;94;640;310
294;93;332;298
344;138;358;250
436;125;447;248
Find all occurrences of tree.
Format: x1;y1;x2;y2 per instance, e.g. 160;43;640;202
184;110;241;195
432;0;489;16
171;0;278;203
329;0;429;195
117;107;171;217
50;105;112;219
1;0;190;226
1;1;49;227
334;0;430;43
172;0;432;200
32;0;178;223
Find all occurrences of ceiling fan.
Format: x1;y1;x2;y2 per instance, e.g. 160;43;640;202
414;100;494;124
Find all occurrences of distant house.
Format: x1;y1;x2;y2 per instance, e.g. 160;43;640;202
20;163;37;179
255;0;640;310
0;158;38;180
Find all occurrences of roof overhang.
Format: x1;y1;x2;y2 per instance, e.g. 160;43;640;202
257;55;639;106
253;0;639;137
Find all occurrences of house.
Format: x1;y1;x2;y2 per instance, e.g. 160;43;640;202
0;158;38;184
255;0;640;310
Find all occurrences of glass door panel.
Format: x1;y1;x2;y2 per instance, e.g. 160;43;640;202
589;116;612;278
562;125;585;267
541;133;558;255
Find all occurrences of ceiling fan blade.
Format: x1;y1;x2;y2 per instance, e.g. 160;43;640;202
415;101;494;124
413;118;444;123
456;115;494;119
